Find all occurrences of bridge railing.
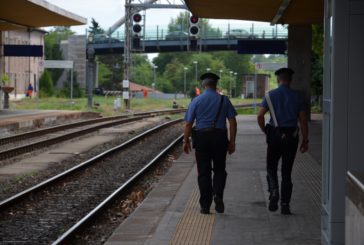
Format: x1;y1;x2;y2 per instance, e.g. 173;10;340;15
91;23;287;44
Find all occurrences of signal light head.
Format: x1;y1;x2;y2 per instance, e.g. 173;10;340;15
189;26;199;35
190;16;199;24
133;13;142;23
133;24;142;33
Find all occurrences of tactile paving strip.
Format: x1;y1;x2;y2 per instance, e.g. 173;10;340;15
294;153;321;210
169;185;216;245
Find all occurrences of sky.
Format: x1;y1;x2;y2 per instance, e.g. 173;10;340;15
46;0;282;60
46;0;277;34
47;0;191;34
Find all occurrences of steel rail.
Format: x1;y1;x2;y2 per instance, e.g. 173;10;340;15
0;109;185;160
0;119;183;210
0;108;185;145
52;134;183;245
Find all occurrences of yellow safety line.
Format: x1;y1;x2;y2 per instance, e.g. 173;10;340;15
170;185;216;245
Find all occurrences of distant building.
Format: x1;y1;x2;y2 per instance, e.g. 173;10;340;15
2;29;46;98
241;74;270;99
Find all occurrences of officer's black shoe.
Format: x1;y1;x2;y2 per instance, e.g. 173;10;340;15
281;204;292;215
200;207;210;214
268;189;279;212
214;196;225;213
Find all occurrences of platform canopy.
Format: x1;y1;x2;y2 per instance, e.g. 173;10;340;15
0;0;87;31
184;0;323;25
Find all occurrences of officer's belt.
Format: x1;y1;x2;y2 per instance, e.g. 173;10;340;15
269;126;298;137
276;127;297;132
197;128;227;132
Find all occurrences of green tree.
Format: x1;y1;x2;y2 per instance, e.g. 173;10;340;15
131;62;153;86
39;70;54;97
58;71;84;98
97;54;124;90
167;11;222;38
89;18;104;35
98;62;112;88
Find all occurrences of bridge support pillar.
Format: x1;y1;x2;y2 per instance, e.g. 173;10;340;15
0;31;4;110
86;49;96;108
288;25;312;117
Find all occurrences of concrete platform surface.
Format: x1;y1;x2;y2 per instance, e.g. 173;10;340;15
105;115;322;245
0;109;99;134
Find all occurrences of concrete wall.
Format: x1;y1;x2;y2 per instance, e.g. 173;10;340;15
59;35;86;88
346;199;364;244
346;172;364;244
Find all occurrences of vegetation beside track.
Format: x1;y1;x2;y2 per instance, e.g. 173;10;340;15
10;97;257;116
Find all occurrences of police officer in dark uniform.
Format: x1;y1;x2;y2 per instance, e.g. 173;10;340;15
183;72;237;214
257;68;309;215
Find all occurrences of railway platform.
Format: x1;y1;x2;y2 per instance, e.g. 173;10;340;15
105;115;322;245
0;109;99;134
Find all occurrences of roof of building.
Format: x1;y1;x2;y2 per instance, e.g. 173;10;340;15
184;0;323;25
0;0;87;31
130;82;162;93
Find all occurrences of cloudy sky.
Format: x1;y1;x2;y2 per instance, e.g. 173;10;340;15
46;0;273;35
47;0;195;34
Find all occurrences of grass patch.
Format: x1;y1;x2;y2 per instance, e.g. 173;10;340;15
236;107;258;115
10;96;258;116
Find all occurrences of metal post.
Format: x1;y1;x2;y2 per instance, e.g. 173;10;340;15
254;72;257;113
153;66;157;92
229;71;233;97
70;68;73;101
123;0;132;109
87;48;95;108
193;61;198;85
184;67;188;97
234;72;237;97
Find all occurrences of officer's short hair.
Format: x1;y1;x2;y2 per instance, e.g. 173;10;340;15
200;72;220;86
275;68;294;82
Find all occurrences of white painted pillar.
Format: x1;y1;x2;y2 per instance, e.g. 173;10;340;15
322;0;364;244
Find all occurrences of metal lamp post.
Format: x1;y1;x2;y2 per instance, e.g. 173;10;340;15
87;33;95;108
183;67;188;98
153;65;158;92
229;71;233;97
193;61;198;84
234;72;237;97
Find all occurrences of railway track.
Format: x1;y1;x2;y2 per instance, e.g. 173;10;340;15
0;119;183;244
0;109;185;161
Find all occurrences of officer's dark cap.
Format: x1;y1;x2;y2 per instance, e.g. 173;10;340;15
200;72;220;81
274;68;294;76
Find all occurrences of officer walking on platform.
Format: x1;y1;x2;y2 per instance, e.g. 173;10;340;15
183;72;237;214
257;68;309;215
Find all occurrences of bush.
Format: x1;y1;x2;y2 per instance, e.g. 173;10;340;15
39;70;54;97
57;71;85;98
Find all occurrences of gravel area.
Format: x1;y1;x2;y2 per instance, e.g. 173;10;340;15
72;146;183;244
0;122;183;244
0;117;170;200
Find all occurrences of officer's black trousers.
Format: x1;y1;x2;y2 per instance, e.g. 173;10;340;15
194;130;228;209
266;130;298;205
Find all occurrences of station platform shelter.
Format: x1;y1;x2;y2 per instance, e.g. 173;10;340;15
105;115;323;245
